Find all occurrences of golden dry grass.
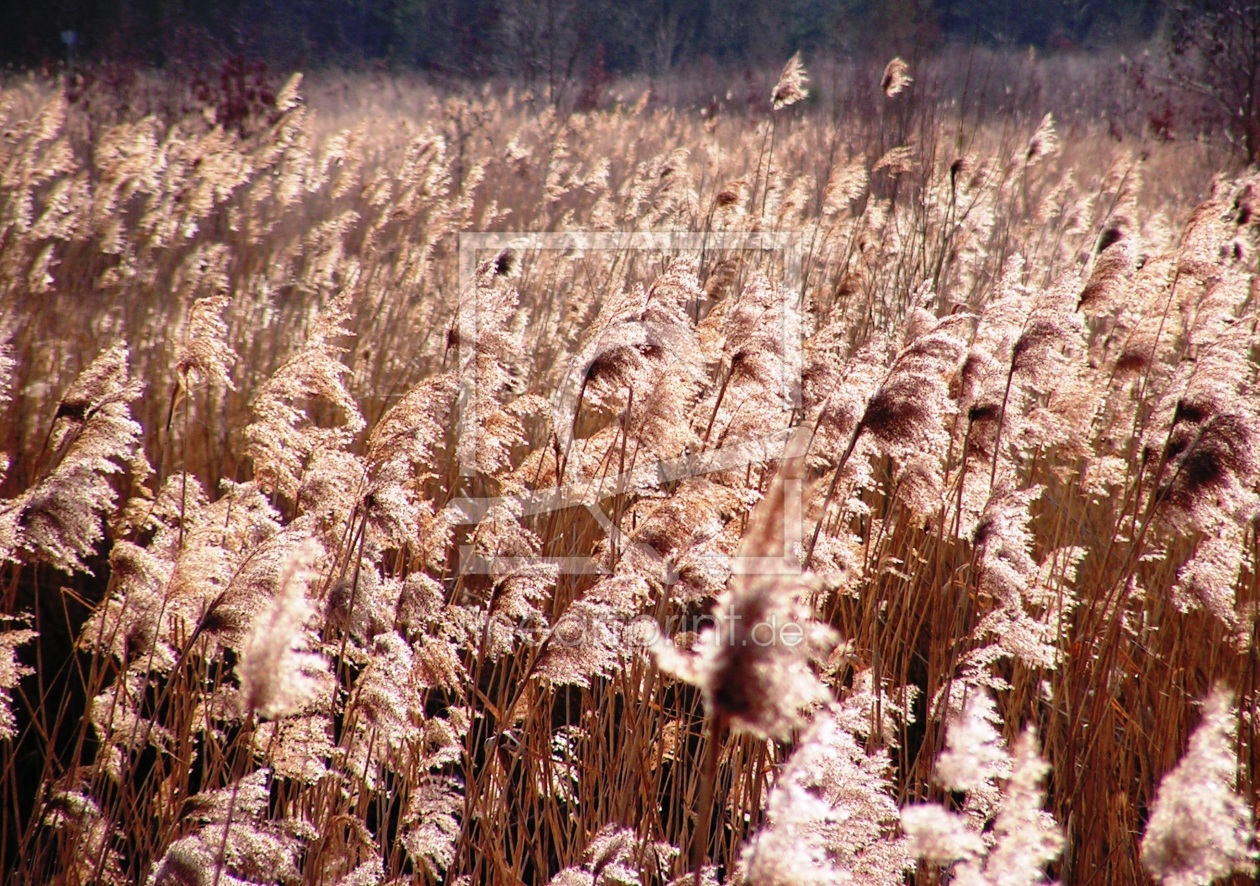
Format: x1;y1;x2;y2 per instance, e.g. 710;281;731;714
0;56;1255;885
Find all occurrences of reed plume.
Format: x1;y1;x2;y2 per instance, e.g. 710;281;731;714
881;58;912;98
1141;687;1256;885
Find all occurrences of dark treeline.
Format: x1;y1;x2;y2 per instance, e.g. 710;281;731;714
8;0;1169;74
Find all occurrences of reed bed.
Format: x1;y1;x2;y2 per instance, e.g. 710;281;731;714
0;54;1255;885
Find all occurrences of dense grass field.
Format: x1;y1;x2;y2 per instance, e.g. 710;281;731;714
0;53;1256;884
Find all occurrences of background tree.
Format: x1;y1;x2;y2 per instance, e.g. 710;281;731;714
1168;0;1260;164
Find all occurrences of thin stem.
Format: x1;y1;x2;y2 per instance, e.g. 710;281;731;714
692;713;724;886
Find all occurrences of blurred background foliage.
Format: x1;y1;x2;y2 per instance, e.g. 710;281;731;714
5;0;1173;74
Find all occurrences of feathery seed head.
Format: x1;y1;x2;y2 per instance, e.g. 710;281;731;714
1142;688;1256;885
238;538;329;719
657;575;835;740
1025;114;1059;163
772;53;809;110
881;58;913;97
